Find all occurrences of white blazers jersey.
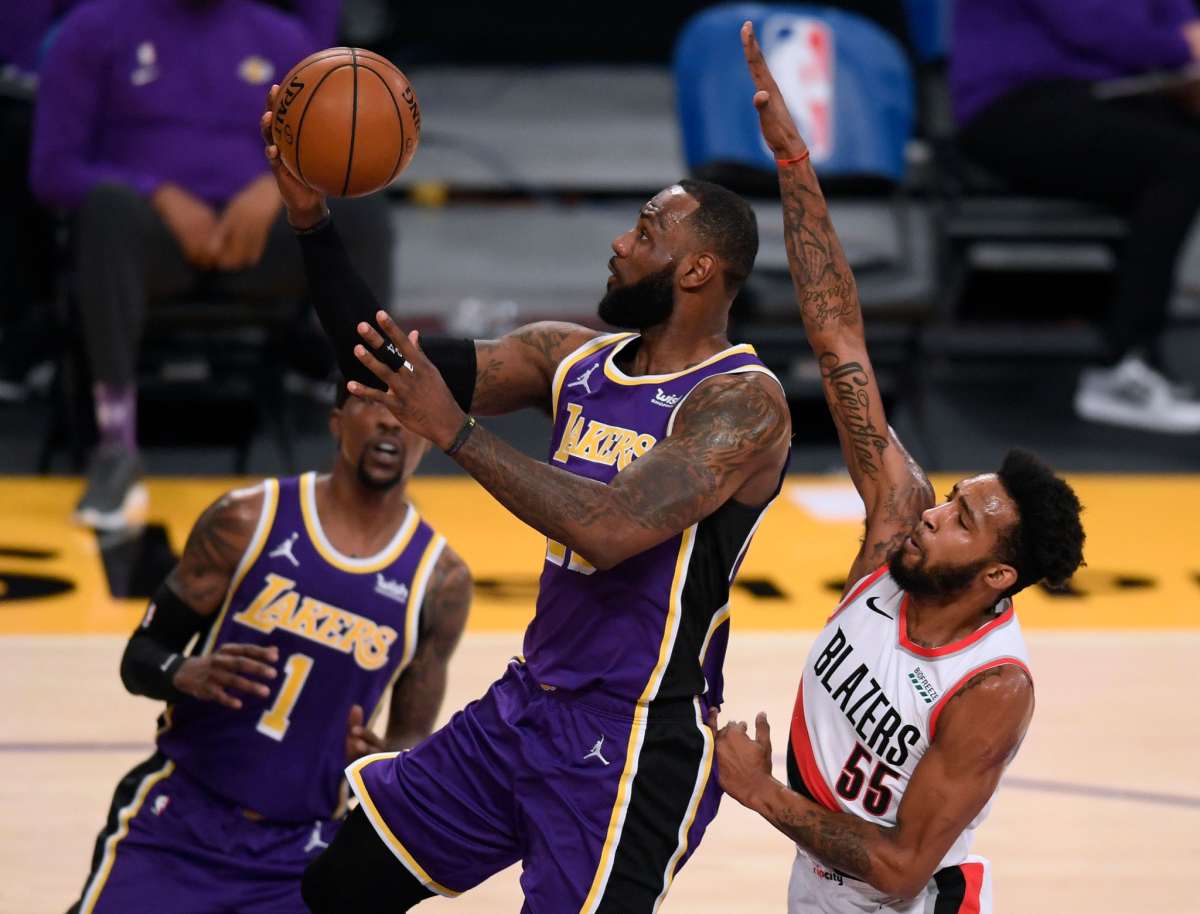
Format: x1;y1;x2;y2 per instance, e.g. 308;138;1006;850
786;563;1031;910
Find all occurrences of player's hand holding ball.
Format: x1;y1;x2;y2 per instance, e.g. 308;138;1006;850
261;48;421;229
174;643;279;709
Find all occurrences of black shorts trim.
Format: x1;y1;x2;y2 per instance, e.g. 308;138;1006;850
594;702;712;914
933;864;968;913
67;751;174;914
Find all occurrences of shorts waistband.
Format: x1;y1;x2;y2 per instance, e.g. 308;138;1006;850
510;659;702;721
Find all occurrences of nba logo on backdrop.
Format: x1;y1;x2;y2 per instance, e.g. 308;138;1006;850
760;15;834;162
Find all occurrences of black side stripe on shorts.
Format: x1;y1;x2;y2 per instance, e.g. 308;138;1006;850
66;752;172;914
594;702;709;914
933;865;968;914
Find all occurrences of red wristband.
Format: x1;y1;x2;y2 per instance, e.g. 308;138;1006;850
776;150;811;167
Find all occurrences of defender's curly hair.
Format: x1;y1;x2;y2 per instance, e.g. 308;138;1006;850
994;448;1085;598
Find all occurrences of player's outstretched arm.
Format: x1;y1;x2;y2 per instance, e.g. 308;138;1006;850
120;485;278;707
348;316;791;569
741;23;933;593
713;663;1032;899
259;93;599;417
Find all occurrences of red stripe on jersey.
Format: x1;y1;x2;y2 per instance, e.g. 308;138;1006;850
827;563;891;624
898;597;1016;658
959;861;985;914
789;679;841;812
928;658;1033;741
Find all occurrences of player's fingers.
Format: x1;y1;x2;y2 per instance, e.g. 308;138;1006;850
707;707;719;730
375;310;421;361
219;643;279;663
348;704;364;729
209;684;243;709
223;656;278;681
219;670;272;697
755;712;771;747
356;320;387;349
346;378;389;403
354;344;402;390
753;89;770;110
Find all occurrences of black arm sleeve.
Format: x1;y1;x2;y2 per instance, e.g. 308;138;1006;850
297;218;477;411
119;583;212;701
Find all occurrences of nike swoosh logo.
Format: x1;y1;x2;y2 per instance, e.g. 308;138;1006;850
866;597;892;619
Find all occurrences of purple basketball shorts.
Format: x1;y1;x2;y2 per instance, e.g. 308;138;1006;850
69;753;342;914
347;659;721;913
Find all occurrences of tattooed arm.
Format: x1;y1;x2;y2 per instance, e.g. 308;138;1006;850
741;23;932;593
347;318;791;570
713;664;1033;899
383;547;472;750
471;322;602;416
165;485;264;614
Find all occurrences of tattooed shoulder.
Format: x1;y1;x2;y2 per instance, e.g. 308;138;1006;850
167;485;263;612
509;322;599;368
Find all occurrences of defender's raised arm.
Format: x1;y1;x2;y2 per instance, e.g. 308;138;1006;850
742;23;933;592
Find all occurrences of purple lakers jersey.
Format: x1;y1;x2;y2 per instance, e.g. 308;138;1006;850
156;473;446;823
525;333;789;707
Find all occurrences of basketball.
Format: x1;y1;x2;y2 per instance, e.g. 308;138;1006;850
270;48;420;197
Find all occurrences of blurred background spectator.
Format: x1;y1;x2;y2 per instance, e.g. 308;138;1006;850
0;1;75;403
28;0;393;529
951;0;1200;434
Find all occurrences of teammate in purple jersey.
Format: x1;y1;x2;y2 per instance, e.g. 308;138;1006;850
709;25;1085;912
66;383;472;914
258;89;792;913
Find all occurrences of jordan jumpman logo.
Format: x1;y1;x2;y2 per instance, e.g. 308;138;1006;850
584;736;610;766
269;532;300;567
568;363;600;395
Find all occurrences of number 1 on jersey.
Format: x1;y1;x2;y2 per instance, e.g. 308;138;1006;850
257;653;314;741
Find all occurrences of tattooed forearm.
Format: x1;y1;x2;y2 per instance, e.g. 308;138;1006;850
779;164;862;335
165;490;259;613
771;804;882;880
819;353;887;479
387;551;471;749
453;373;790;568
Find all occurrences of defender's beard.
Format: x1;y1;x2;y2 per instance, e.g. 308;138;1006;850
887;543;990;597
598;262;677;330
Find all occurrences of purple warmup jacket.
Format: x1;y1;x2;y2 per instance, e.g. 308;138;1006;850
29;0;317;212
0;0;75;73
950;0;1196;126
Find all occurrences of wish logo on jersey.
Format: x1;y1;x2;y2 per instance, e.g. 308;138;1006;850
551;402;657;471
232;573;397;670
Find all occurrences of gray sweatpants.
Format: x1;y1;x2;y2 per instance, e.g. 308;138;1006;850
74;182;394;385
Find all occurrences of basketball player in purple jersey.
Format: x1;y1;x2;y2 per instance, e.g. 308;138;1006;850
66;384;472;914
258;90;792;912
708;25;1085;914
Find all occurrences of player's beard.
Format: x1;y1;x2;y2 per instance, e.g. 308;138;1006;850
355;444;405;491
597;262;677;330
886;542;990;596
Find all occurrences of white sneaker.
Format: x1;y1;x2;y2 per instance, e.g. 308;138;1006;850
1075;355;1200;433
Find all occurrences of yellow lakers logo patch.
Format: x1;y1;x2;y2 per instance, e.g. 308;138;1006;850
238;55;274;85
233;573;396;670
551;403;656;470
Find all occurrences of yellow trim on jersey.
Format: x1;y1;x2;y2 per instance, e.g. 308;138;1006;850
199;479;279;657
300;472;419;574
346;753;462;897
653;698;715;909
602;338;757;386
551;333;635;417
79;759;175;914
580;525;697;914
366;535;447;731
699;602;732;663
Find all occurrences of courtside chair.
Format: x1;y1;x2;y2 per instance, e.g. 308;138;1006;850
673;3;936;459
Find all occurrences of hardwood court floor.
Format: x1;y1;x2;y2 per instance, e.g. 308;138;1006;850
2;632;1198;914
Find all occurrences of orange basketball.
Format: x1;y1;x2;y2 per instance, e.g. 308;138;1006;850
271;48;420;197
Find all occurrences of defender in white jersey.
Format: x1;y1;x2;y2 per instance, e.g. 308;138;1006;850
711;25;1086;914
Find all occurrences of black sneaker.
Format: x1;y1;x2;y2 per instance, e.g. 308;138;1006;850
73;443;149;530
